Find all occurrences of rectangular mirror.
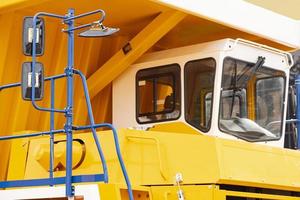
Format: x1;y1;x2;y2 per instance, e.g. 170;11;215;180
22;62;44;101
23;17;45;56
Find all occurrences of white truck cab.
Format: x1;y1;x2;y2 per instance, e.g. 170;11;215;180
113;38;293;148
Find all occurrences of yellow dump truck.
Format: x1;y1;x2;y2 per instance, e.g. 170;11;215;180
1;0;300;199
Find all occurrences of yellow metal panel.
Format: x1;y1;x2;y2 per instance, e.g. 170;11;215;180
21;129;219;185
99;184;122;200
99;184;151;200
215;138;300;191
6;137;29;180
0;0;50;14
9;129;300;192
149;122;200;135
0;12;18;181
151;185;214;200
73;38;103;125
221;189;300;200
92;84;112;123
213;185;300;200
74;36;129;125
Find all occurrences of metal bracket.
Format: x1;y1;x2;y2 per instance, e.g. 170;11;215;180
65;67;73;77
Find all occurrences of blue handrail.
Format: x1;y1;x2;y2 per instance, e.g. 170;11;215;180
74;69;134;199
0;8;134;200
0;71;134;199
73;69;108;183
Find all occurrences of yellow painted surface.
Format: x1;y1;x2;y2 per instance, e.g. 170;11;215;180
99;184;151;200
6;129;300;193
0;1;300;199
0;0;275;181
149;122;200;135
91;183;300;199
6;137;29;181
0;0;49;13
151;185;214;200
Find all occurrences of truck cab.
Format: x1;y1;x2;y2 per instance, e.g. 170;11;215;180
113;38;293;148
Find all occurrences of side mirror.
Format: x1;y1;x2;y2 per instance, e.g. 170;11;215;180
22;17;45;56
21;62;44;101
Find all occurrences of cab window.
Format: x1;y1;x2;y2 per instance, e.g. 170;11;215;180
185;58;216;132
136;64;181;123
219;57;285;142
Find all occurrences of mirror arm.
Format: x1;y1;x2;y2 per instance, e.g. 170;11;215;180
33;12;66;20
30;13;66;113
64;9;105;23
62;23;92;33
63;9;106;33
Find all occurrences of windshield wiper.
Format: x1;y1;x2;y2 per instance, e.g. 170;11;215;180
236;56;265;87
229;56;265;117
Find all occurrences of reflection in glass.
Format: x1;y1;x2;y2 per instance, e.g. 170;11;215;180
219;57;285;141
185;58;216;131
136;64;181;123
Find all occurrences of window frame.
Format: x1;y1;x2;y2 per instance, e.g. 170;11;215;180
218;56;286;142
135;63;181;124
184;57;217;133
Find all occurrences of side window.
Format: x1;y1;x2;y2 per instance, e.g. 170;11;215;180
136;64;181;123
185;58;216;132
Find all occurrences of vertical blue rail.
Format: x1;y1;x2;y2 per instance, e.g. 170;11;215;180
49;79;55;184
65;8;75;197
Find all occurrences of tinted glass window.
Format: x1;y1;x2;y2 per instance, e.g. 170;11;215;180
185;58;216;132
219;57;285;142
256;77;284;134
136;64;181;123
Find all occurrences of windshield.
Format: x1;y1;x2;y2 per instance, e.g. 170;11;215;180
219;57;285;142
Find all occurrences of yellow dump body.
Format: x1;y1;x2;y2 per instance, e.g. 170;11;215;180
1;0;300;199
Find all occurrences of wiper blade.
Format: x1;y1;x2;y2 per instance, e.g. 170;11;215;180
237;56;265;87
